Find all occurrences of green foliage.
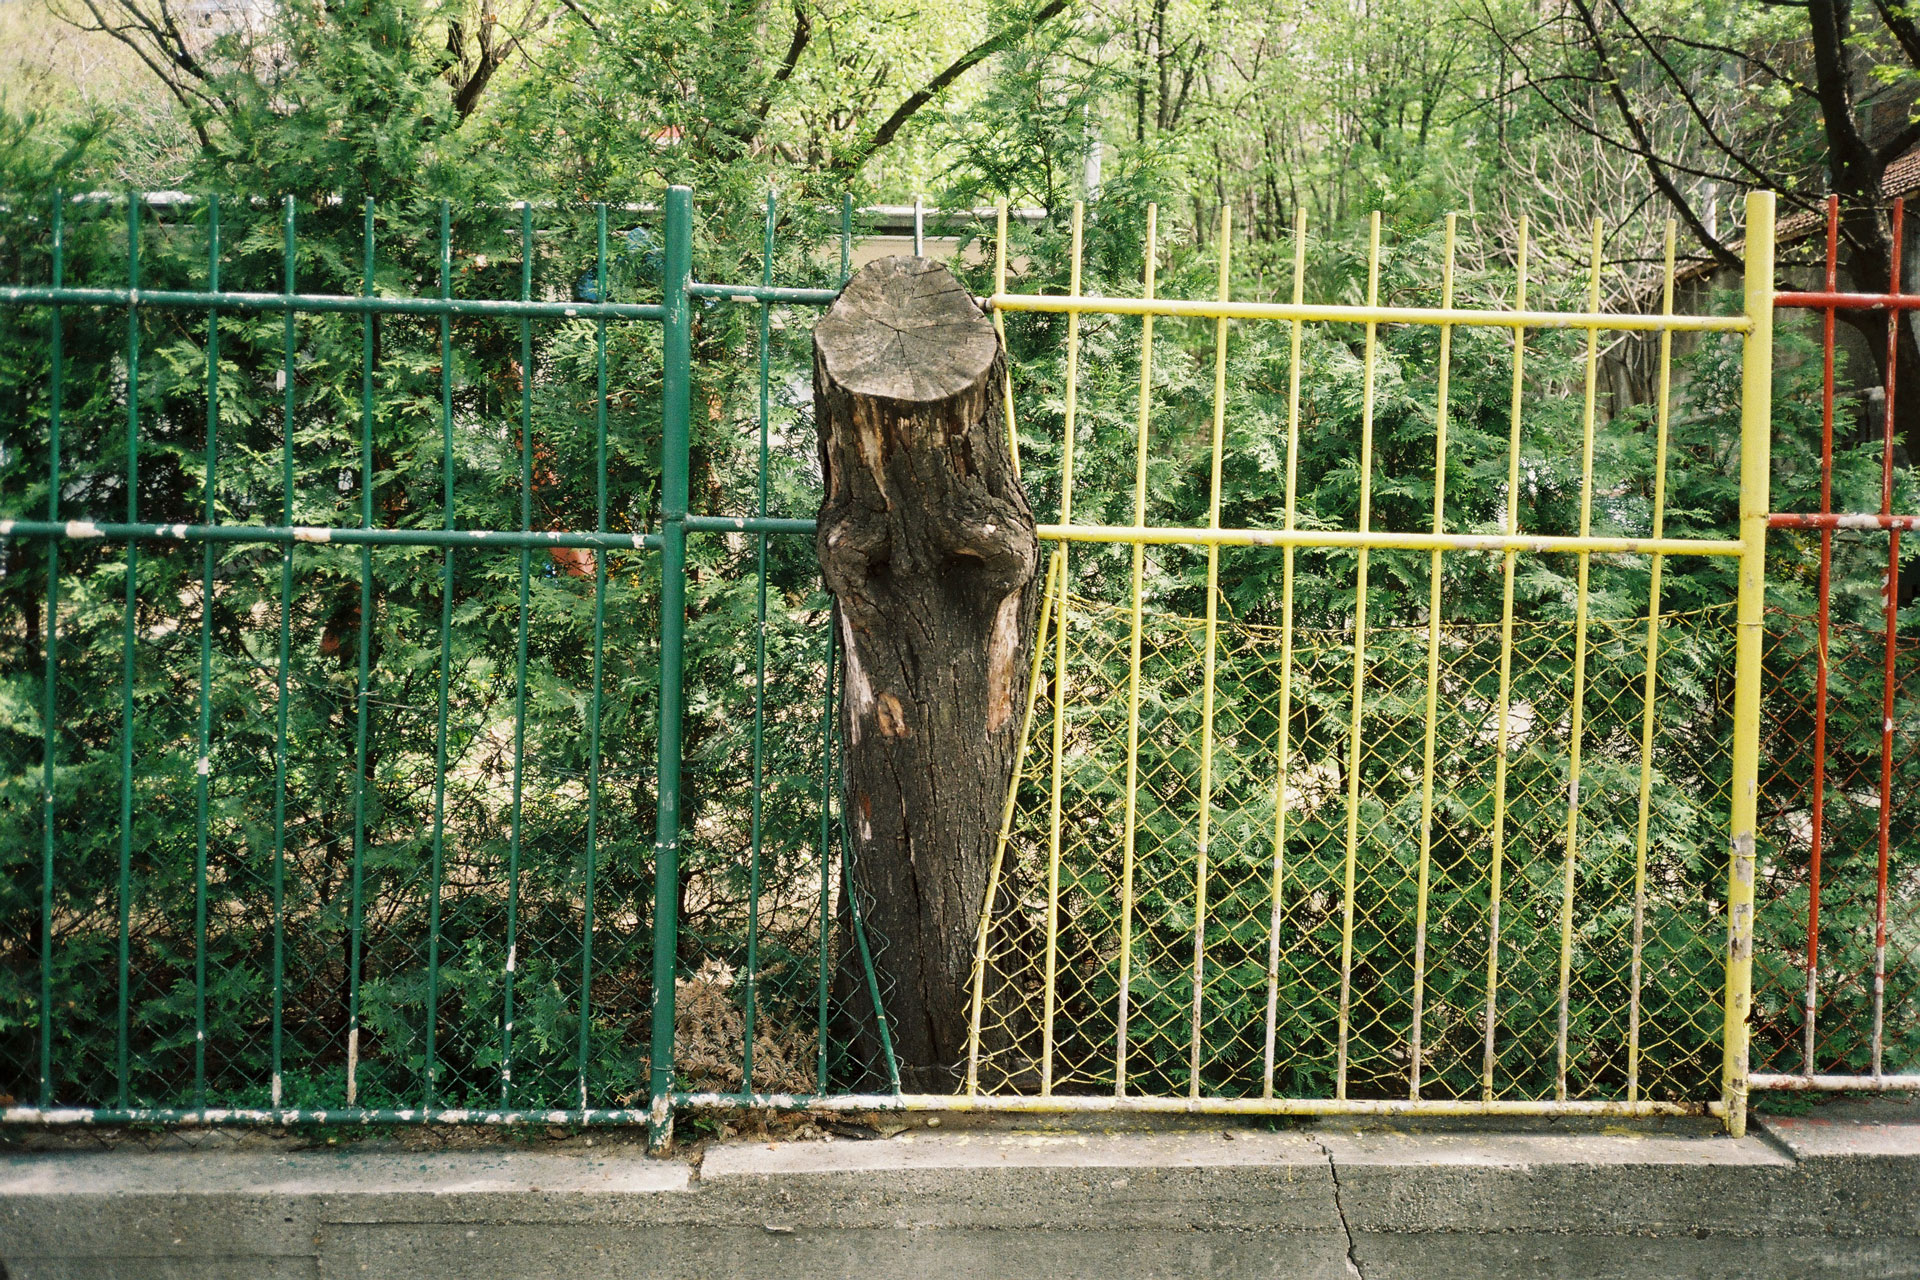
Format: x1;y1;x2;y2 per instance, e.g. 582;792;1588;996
203;1;460;200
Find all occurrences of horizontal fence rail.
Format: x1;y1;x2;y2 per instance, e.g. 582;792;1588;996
987;294;1754;334
0;286;666;321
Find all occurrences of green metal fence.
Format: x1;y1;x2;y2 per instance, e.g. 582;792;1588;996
0;185;886;1142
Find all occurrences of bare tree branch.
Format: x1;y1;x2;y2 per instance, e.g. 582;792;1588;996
554;0;670;95
1557;0;1741;267
742;1;813;145
1640;28;1816;97
1486;48;1753;190
1602;0;1782;191
1806;0;1879;197
839;0;1073;170
448;0;517;121
764;2;813;109
56;0;217;147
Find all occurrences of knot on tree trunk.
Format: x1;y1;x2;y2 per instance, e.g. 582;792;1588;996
814;256;1040;1091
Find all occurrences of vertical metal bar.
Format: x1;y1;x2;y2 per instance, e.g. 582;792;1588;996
119;193;146;1107
1555;219;1604;1102
816;613;837;1093
1115;203;1157;1095
835;790;901;1094
502;202;533;1107
1410;213;1456;1100
1190;205;1231;1098
1872;199;1903;1082
1336;211;1382;1101
1484;217;1527;1100
268;198;297;1109
648;185;693;1147
974;197;1029;1081
967;554;1061;1094
1805;195;1839;1077
423;199;455;1110
188;196;220;1116
576;204;611;1108
994;198;1020;479
1725;189;1775;1138
345;200;375;1106
1628;220;1678;1104
913;193;924;258
39;192;65;1110
1263;206;1307;1098
841;193;853;284
742;190;776;1092
1040;201;1083;1097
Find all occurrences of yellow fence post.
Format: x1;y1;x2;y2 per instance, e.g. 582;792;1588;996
1627;221;1680;1105
1116;204;1158;1096
1335;211;1383;1101
1410;213;1457;1101
1040;202;1085;1098
1191;206;1231;1097
1726;189;1774;1139
1484;216;1528;1100
1262;208;1308;1098
1557;219;1605;1102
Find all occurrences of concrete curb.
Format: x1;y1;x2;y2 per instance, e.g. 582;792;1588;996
2;1107;1915;1278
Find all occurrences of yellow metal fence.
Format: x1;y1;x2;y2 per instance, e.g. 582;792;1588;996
958;193;1775;1135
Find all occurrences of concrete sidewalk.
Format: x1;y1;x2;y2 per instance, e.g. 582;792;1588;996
2;1103;1915;1278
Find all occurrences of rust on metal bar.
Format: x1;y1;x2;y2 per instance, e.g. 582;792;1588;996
1870;200;1905;1079
1805;194;1839;1078
1775;289;1920;310
1768;512;1920;531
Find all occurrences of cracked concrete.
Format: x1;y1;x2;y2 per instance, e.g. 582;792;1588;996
1312;1133;1366;1279
2;1103;1917;1278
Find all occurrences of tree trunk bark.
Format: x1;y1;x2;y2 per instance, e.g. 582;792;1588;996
813;256;1040;1092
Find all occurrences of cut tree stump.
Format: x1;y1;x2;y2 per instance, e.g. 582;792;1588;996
814;255;1041;1091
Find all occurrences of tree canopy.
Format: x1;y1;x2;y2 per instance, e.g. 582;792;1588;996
6;0;1919;272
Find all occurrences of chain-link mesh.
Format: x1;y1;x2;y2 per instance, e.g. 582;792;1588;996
1755;606;1920;1078
970;580;1735;1104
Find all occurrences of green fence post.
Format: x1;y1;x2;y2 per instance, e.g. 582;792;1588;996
191;196;220;1115
345;199;375;1108
649;185;693;1147
741;188;775;1095
424;199;455;1112
269;196;296;1111
39;192;64;1111
119;192;143;1111
577;203;612;1110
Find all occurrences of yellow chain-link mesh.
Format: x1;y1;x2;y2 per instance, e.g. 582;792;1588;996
960;198;1771;1120
969;581;1734;1105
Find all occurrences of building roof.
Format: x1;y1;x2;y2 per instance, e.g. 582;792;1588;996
1776;148;1920;246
